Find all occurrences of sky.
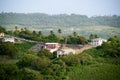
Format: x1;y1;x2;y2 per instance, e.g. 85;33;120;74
0;0;120;17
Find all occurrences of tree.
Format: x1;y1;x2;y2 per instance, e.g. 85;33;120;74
21;28;24;31
38;31;43;38
50;30;54;35
32;30;37;36
32;56;51;70
73;31;77;37
20;68;43;80
0;64;20;80
0;42;18;58
98;36;120;57
58;29;62;37
0;26;5;33
89;34;99;40
17;54;36;68
58;29;62;34
89;34;94;40
15;26;18;31
77;36;87;45
37;49;52;59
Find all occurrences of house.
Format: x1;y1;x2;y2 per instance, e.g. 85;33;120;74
0;33;4;37
45;43;60;53
2;38;15;43
90;38;107;46
57;49;75;58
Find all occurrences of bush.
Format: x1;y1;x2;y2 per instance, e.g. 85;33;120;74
61;54;80;66
37;49;53;59
17;54;36;68
20;68;43;80
0;42;18;58
31;56;51;70
0;64;20;80
79;53;94;65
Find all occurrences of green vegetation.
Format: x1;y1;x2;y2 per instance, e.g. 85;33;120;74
0;13;120;28
0;42;18;58
15;42;35;54
0;25;120;80
0;13;120;38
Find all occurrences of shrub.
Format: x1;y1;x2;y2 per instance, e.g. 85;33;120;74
79;53;94;65
0;42;18;58
37;49;53;59
20;68;43;80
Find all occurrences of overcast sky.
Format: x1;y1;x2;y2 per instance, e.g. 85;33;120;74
0;0;120;16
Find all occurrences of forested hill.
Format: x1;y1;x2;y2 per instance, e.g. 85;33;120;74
0;13;120;28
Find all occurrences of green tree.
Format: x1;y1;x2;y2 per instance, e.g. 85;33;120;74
15;26;18;31
89;34;94;40
37;49;52;59
32;56;51;70
77;36;87;45
0;64;20;80
0;26;5;33
32;30;37;36
58;29;62;34
17;54;36;68
50;30;54;35
73;31;77;37
0;42;18;58
20;68;43;80
38;31;43;38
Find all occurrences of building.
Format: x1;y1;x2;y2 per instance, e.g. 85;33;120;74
57;49;75;58
0;33;4;37
90;38;107;46
2;38;15;43
45;43;60;53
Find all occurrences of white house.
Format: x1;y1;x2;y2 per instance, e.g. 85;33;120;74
0;33;4;37
44;43;60;53
57;49;75;58
2;38;15;43
90;38;107;46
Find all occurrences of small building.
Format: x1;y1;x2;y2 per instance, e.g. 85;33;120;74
57;49;75;58
90;38;107;46
0;33;4;37
45;43;60;53
2;38;15;43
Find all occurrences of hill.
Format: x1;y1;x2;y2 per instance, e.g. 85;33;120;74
0;13;120;38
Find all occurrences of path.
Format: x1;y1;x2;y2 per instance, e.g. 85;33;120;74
74;45;94;54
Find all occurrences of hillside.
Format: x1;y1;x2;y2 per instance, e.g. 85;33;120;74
0;13;120;38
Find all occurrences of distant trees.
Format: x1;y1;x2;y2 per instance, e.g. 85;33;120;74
89;34;99;40
77;36;88;45
58;29;62;34
38;31;43;38
1;13;120;28
73;31;77;37
50;30;54;35
67;35;87;44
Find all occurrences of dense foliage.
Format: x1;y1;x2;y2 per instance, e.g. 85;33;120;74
97;36;120;57
0;42;18;57
0;13;120;27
